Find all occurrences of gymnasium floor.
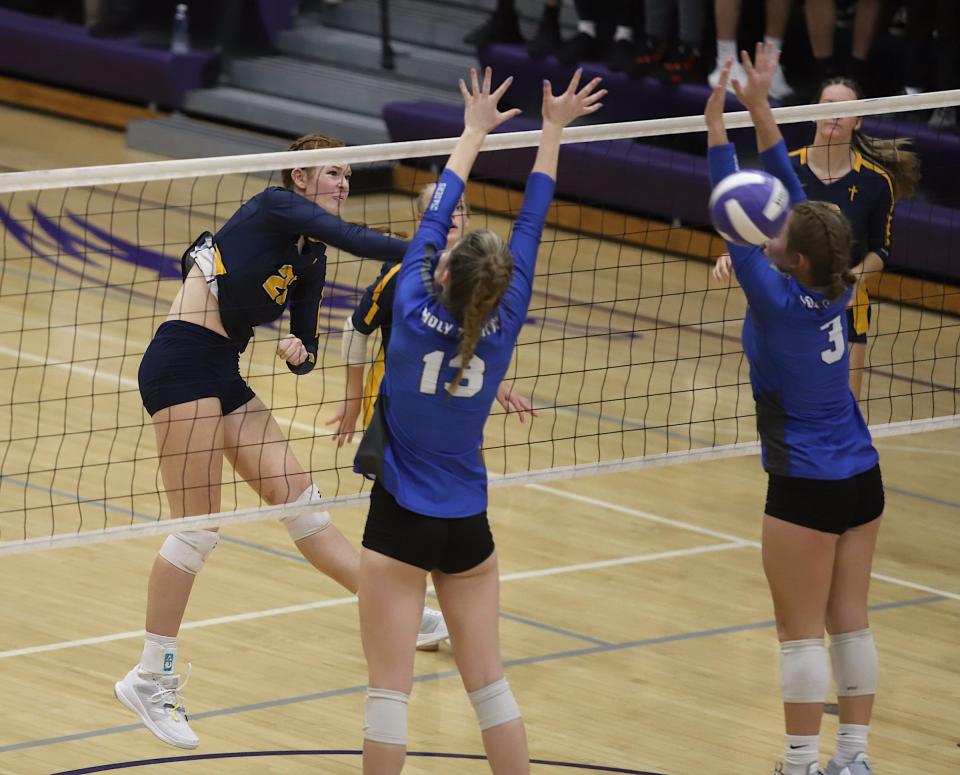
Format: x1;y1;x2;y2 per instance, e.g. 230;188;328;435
0;105;958;774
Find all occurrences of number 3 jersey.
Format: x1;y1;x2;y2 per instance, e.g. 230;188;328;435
370;168;554;517
209;186;407;374
709;140;878;480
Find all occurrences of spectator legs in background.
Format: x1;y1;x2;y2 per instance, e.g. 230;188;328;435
463;0;523;48
848;0;881;88
928;0;960;129
557;0;604;66
762;0;794;99
807;0;881;92
709;0;792;99
528;0;562;60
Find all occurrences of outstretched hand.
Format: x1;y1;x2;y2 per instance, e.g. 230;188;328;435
459;67;521;135
542;68;606;128
705;58;732;129
730;42;779;110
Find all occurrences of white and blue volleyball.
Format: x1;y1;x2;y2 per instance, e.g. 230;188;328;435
709;170;790;246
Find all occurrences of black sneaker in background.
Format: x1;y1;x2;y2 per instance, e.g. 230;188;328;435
633;37;666;79
527;14;561;59
660;44;702;85
463;10;524;48
607;38;636;74
556;32;600;67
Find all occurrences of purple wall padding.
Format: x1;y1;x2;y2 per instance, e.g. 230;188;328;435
257;0;297;47
384;99;960;283
0;7;215;107
480;43;960;200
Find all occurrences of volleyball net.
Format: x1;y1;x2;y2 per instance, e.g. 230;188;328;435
1;90;958;554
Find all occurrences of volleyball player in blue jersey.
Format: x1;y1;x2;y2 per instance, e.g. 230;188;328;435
355;67;604;774
707;46;883;775
115;134;444;749
328;182;535;450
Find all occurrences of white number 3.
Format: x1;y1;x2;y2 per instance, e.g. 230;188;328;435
819;315;845;364
419;350;485;397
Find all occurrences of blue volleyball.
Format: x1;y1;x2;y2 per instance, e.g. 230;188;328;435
709;170;790;246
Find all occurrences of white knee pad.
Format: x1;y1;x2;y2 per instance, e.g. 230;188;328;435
159;530;219;575
364;687;409;745
468;678;521;731
780;639;830;703
830;627;877;697
280;484;331;542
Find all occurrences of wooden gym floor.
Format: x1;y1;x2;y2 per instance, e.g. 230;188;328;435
0;105;957;775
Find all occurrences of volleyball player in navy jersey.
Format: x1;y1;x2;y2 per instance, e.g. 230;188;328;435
707;46;883;775
355;67;604;774
115;134;444;750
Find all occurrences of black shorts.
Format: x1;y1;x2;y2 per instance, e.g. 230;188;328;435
765;464;884;535
138;320;255;416
362;481;495;574
846;301;871;344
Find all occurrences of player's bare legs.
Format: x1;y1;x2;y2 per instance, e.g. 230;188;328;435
359;548;427;774
826;515;881;723
434;552;529;774
762;515;837;736
224;396;358;591
146;397;225;635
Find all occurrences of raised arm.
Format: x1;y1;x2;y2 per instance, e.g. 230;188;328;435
731;43;806;204
401;68;521;270
266;189;408;262
500;71;604;335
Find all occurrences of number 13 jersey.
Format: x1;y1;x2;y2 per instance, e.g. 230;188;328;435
375;168;554;517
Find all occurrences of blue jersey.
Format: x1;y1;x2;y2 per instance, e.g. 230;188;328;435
708;141;878;479
359;168;554;517
212;186;407;373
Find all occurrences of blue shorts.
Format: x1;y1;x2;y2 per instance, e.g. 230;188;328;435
138;320;255;416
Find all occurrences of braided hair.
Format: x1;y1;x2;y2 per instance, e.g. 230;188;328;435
281;133;346;190
441;230;514;392
788;202;857;301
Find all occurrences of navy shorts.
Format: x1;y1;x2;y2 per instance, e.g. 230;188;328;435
846;301;871;344
362;481;495;574
138;320;255;416
765;464;884;535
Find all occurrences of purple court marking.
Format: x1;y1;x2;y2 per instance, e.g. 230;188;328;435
52;750;665;775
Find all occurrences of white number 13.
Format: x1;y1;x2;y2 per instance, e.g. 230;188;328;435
419;350;485;397
819;315;845;364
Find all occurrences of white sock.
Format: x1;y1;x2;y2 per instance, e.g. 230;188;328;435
716;38;737;69
834;723;869;766
140;632;178;675
614;25;633;42
784;734;819;774
577;20;596;37
764;34;783;52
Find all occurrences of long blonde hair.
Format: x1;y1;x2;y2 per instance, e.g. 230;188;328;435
442;230;514;392
788;201;856;301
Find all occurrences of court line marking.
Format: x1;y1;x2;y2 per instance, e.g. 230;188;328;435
0;540;748;660
0;594;944;755
528;483;960;602
876;442;960;457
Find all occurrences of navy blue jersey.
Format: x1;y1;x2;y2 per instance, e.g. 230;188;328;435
358;168;554;517
211;186;407;374
709;140;878;479
351;260;401;425
790;147;894;267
